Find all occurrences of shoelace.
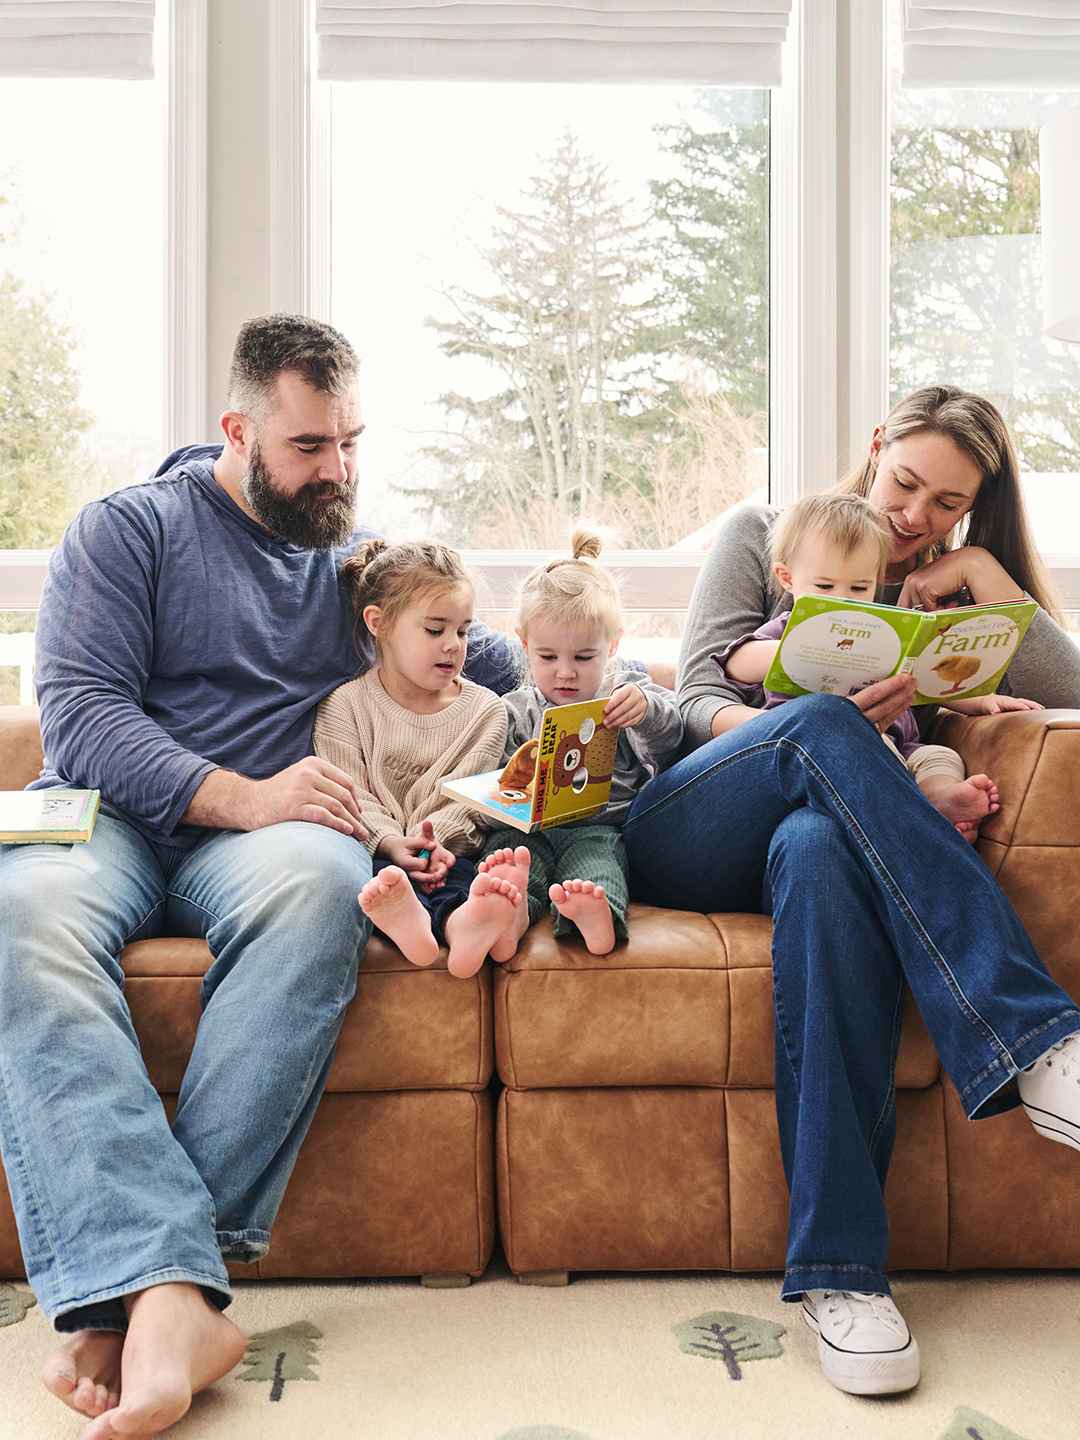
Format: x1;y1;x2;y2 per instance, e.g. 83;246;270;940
822;1291;901;1331
1041;1035;1080;1078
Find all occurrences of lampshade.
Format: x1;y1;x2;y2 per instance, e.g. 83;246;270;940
1041;106;1080;344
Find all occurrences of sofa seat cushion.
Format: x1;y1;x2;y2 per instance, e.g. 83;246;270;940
494;906;940;1090
121;933;493;1093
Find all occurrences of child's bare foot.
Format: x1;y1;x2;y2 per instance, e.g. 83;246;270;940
43;1329;123;1419
445;873;522;979
921;772;999;843
477;846;532;961
359;867;439;967
549;879;616;956
76;1283;245;1440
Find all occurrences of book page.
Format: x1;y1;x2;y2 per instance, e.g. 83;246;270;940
765;598;924;698
908;603;1037;703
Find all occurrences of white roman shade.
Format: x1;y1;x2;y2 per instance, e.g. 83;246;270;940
901;2;1080;90
317;0;793;85
0;0;154;79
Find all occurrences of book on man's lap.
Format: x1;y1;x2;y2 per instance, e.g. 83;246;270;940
441;698;618;833
0;789;101;843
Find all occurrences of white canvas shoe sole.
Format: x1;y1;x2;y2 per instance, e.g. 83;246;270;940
1022;1102;1080;1152
802;1301;921;1395
1018;1036;1080;1154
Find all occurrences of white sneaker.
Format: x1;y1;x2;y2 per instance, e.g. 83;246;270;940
802;1290;920;1395
1018;1033;1080;1152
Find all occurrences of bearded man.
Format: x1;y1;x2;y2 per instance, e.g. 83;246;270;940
0;314;515;1440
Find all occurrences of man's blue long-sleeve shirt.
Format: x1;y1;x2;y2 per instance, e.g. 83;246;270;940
31;449;519;846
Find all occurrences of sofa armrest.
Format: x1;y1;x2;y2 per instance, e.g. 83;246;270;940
932;707;1080;1000
0;706;44;791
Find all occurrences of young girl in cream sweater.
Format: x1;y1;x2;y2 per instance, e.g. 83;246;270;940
313;539;520;979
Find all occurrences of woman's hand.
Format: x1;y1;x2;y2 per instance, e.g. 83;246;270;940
897;547;1024;611
848;673;917;732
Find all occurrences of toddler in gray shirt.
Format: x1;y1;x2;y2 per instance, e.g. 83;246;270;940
479;528;682;957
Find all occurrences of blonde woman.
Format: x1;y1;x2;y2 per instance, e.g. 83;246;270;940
623;386;1080;1398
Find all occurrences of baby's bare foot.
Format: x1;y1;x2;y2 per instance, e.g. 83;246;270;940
445;873;521;979
359;868;439;968
549;879;616;956
44;1329;123;1419
78;1283;245;1440
477;846;532;962
925;772;999;835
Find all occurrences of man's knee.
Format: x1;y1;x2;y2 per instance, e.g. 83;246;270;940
208;823;372;937
0;843;118;949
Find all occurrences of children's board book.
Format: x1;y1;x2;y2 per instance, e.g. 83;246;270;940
762;596;1038;706
0;789;101;844
441;697;620;833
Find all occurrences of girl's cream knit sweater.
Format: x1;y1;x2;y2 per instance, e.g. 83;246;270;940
313;668;507;856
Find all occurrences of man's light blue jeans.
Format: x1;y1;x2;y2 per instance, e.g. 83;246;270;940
0;809;372;1332
622;693;1080;1301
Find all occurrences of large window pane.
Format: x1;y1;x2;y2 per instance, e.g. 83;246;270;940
331;81;769;576
888;4;1080;622
0;21;166;700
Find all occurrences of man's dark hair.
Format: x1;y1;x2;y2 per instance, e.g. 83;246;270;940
227;313;360;426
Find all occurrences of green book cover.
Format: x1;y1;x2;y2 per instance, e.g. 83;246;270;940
762;596;1038;706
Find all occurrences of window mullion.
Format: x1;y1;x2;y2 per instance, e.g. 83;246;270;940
771;0;838;506
837;0;889;475
166;0;209;449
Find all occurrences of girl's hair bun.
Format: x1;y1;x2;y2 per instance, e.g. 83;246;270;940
570;526;604;562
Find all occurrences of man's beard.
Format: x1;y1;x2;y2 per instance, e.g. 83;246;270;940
241;442;358;551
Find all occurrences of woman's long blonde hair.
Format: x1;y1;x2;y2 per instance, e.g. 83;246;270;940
834;385;1062;621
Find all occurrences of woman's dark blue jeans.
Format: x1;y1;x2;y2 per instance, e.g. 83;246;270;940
622;693;1080;1301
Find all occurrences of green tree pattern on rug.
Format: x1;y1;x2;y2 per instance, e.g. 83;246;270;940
671;1311;785;1379
935;1407;1032;1440
238;1320;322;1401
0;1284;36;1328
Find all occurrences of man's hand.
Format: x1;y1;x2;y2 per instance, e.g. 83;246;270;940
183;758;367;838
603;684;648;729
376;821;456;892
848;672;917;733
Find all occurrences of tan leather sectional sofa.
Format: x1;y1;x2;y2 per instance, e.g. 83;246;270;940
2;703;1080;1289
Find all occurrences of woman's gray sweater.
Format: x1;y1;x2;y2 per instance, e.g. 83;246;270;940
678;502;1080;750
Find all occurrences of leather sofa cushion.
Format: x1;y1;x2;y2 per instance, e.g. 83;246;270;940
495;905;940;1091
122;933;493;1093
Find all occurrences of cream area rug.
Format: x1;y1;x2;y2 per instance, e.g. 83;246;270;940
0;1262;1075;1440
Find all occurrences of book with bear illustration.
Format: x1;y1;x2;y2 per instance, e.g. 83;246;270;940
762;595;1038;706
0;788;101;844
440;697;619;833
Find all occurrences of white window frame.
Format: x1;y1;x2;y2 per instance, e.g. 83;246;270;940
5;0;1072;621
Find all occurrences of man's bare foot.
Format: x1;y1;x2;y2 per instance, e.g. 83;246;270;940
359;867;439;967
477;846;532;961
76;1283;244;1440
43;1329;124;1419
445;873;522;979
549;878;616;955
921;772;999;843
